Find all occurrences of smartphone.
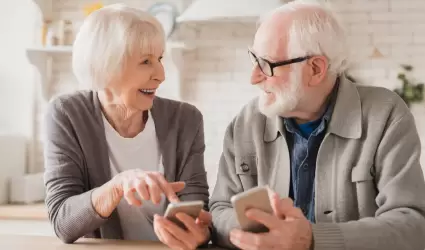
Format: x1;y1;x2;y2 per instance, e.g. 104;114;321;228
164;200;204;229
231;186;273;233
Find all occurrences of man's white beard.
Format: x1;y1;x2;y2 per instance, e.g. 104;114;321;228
258;64;304;118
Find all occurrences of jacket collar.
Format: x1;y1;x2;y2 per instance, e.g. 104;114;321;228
264;74;362;142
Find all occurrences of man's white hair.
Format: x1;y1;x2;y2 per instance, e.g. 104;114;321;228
259;0;351;75
72;4;165;90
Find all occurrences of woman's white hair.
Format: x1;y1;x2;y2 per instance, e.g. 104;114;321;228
259;0;351;75
72;4;165;90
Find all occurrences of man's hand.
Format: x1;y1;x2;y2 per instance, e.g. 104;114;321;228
154;209;212;250
230;191;313;250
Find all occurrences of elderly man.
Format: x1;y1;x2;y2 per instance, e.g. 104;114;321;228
209;1;425;250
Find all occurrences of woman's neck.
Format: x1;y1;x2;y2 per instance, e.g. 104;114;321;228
98;91;147;138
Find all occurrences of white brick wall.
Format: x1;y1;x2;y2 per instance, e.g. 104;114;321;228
33;0;425;190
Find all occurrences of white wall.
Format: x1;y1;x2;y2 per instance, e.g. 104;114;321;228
176;0;425;189
0;0;36;137
25;0;425;193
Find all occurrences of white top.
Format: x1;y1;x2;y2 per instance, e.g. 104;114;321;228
102;111;166;241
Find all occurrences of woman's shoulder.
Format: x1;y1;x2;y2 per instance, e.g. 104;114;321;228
47;90;97;118
153;97;203;121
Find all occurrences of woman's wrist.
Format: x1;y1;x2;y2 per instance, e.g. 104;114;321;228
91;179;123;218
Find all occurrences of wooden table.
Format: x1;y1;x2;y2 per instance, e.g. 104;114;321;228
0;203;48;220
0;235;226;249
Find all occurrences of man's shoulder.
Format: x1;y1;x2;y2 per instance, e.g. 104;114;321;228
225;97;267;139
230;97;263;122
355;84;410;123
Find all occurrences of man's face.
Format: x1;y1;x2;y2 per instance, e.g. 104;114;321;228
250;19;306;118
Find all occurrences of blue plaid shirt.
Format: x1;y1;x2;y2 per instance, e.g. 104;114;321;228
283;82;338;223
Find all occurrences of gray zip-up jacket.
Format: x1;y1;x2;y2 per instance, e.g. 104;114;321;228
210;75;425;250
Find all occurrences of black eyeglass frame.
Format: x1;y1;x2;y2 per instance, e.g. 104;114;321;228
248;50;312;77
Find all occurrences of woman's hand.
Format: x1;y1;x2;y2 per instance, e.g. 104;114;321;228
154;210;212;250
112;170;185;206
91;169;185;218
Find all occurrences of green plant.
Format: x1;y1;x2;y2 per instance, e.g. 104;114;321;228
393;64;424;107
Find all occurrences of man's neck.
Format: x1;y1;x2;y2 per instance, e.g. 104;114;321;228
288;77;338;124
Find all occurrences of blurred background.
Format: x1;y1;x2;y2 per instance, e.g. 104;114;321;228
0;0;424;238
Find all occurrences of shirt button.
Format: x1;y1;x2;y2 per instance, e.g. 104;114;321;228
240;163;249;172
302;164;308;171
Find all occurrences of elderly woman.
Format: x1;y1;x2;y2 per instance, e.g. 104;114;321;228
43;4;210;250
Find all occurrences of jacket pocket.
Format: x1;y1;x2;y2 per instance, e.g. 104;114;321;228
351;165;374;182
351;165;378;217
235;156;258;189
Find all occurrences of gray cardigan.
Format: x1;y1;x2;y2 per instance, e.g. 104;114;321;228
43;91;209;243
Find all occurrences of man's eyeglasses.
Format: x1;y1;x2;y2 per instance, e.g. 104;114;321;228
248;50;312;77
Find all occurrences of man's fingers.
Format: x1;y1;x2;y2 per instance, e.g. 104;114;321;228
246;208;280;230
230;228;275;250
277;198;304;219
268;189;282;217
230;235;255;250
267;190;302;219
